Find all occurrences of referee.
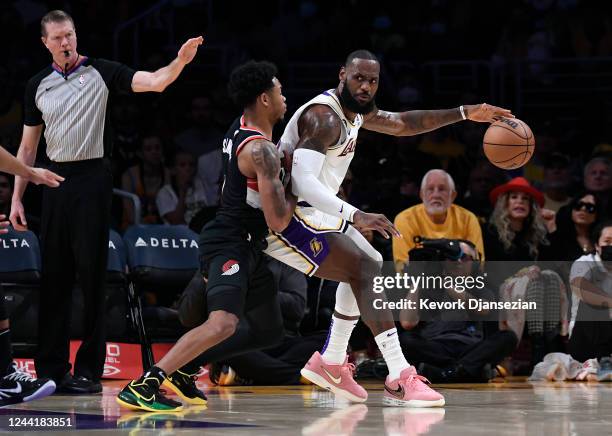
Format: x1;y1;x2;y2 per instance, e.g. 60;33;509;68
9;10;202;394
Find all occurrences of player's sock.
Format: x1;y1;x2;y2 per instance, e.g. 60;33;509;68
321;315;358;365
141;366;167;388
0;328;13;377
374;328;410;380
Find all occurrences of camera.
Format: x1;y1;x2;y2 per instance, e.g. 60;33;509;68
405;237;479;276
409;237;464;262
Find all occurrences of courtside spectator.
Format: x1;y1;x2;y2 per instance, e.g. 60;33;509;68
393;169;484;272
399;241;517;383
486;177;566;367
567;221;612;375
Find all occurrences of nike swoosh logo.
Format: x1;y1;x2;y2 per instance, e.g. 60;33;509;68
321;367;342;384
339;205;344;213
45;87;53;92
384;383;404;399
387;332;397;337
128;384;155;403
0;383;22;394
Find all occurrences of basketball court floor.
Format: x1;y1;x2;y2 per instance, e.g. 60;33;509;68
1;379;611;434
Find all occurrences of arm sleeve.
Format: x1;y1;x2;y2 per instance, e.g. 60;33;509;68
393;211;415;271
291;148;358;221
23;77;43;126
93;59;136;94
465;211;485;261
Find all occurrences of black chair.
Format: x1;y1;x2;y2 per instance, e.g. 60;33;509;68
123;225;199;368
0;228;41;354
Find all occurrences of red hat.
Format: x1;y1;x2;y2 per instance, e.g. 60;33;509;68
489;177;545;208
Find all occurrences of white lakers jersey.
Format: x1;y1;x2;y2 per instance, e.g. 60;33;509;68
278;89;363;196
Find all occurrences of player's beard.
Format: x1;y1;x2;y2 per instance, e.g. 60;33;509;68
340;84;376;114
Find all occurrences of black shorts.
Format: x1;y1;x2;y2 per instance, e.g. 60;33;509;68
200;220;275;317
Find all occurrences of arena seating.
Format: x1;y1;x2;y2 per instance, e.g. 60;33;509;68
1;225;200;371
122;224;200;367
0;228;41;350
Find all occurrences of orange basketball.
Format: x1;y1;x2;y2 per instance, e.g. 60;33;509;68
483;118;535;169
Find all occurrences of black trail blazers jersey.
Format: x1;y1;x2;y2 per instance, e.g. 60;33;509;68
216;115;270;240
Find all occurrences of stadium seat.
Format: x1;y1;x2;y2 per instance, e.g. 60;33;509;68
122;224;200;367
0;228;42;349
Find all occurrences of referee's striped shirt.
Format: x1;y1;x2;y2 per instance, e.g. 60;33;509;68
24;57;135;162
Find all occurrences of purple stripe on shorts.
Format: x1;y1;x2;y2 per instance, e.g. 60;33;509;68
279;217;331;268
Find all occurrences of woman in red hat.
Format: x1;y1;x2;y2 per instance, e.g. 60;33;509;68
484;177;567;368
484;177;551;262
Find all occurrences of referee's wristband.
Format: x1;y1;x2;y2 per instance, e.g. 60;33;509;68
459;105;467;120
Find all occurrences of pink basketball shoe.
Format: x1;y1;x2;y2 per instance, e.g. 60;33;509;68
300;352;368;403
383;367;445;407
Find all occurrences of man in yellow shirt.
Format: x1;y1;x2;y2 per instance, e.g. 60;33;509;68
393;169;484;272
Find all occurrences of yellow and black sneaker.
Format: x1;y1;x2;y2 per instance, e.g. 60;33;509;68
163;369;207;405
116;379;183;412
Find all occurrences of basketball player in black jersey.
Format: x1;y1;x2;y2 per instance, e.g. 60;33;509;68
117;61;296;412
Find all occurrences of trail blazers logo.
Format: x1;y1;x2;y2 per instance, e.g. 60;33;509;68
310;238;323;257
221;260;240;276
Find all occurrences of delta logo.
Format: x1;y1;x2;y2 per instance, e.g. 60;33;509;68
134;237;198;249
0;238;31;249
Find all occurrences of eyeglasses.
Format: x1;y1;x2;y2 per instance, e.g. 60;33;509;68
573;201;597;214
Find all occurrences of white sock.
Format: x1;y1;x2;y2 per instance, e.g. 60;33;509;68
374;328;410;380
321;315;358;365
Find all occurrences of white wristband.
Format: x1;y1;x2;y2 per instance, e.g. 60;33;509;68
459;105;467;120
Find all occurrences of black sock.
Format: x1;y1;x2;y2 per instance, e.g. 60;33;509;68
0;328;13;377
142;366;166;387
179;361;201;376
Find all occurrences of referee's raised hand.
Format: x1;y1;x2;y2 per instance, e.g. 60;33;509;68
178;36;204;65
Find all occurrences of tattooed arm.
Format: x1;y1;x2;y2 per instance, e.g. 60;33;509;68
362;103;514;136
242;139;297;232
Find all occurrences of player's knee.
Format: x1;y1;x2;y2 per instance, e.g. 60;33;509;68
207;311;238;341
357;252;380;278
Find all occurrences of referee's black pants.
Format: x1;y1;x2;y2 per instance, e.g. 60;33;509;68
35;159;112;383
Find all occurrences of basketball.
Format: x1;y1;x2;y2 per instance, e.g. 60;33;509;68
483;118;535;169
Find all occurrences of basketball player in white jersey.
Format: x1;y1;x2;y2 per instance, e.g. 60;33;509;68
264;50;512;407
